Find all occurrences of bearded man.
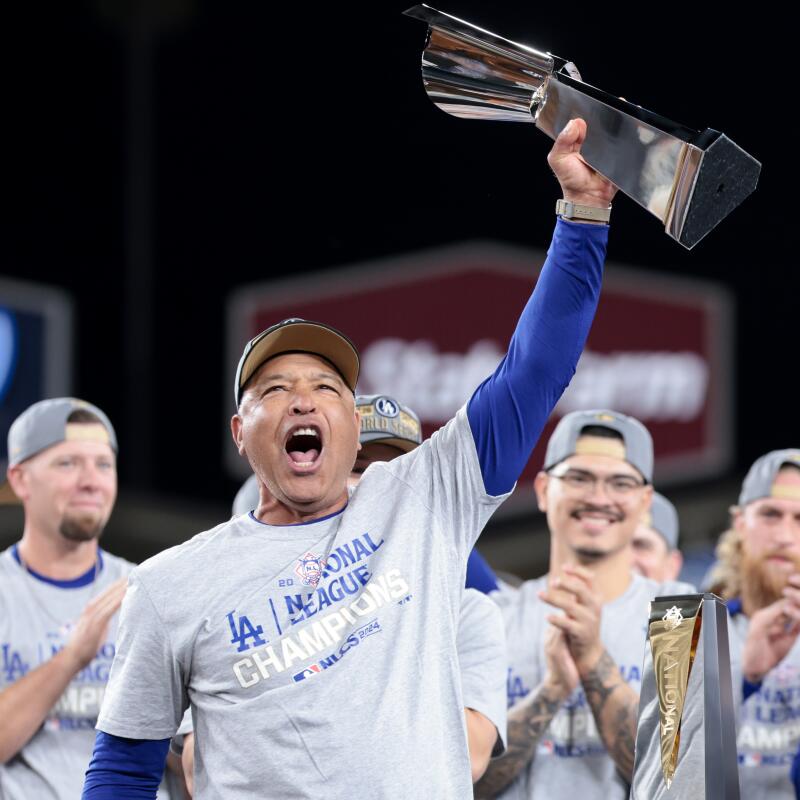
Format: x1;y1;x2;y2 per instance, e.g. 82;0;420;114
0;399;130;798
707;449;800;799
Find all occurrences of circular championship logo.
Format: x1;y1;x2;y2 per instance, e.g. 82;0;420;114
375;396;399;418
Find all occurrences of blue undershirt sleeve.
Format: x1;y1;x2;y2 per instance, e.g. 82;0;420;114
467;219;608;496
742;676;762;703
465;548;500;594
82;732;169;799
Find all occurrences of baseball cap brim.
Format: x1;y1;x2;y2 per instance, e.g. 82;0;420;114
236;320;360;405
360;435;419;454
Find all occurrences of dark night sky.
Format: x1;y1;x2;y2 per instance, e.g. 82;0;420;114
2;2;792;505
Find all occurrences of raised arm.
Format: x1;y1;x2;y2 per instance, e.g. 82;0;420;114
742;574;800;688
467;118;617;496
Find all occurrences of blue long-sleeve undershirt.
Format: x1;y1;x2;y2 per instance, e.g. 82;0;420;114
726;599;764;703
82;732;169;799
467;218;608;496
82;219;608;797
465;548;500;594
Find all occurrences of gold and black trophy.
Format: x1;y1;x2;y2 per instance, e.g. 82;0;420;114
631;594;739;798
405;6;760;249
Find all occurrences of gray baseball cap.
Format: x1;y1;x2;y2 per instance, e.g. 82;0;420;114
544;409;653;483
356;394;422;454
2;397;117;504
235;318;360;407
738;449;800;506
642;492;679;550
232;473;260;517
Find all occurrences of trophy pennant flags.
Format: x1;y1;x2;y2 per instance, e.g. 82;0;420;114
648;597;703;787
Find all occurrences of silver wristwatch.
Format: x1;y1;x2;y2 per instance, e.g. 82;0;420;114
555;199;611;223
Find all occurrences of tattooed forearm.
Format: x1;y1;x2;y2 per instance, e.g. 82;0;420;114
610;698;638;778
580;649;639;782
474;684;564;799
581;650;620;712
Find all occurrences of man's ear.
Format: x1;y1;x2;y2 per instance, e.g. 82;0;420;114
6;465;28;502
533;471;549;512
640;484;654;514
231;414;246;456
667;549;684;582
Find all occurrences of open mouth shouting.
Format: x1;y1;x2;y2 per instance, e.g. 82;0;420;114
284;425;323;472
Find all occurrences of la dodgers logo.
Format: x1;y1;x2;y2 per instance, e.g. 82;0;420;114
375;396;399;417
295;553;326;587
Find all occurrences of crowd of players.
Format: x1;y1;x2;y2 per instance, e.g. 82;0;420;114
1;120;797;798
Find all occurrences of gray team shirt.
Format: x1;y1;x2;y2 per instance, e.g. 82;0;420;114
169;588;510;768
97;408;509;798
495;573;693;800
0;546;133;800
730;612;800;799
459;588;508;755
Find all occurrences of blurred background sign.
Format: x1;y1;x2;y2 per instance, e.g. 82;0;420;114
0;278;73;465
226;241;733;510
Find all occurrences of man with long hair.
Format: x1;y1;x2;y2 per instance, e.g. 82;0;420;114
707;449;800;799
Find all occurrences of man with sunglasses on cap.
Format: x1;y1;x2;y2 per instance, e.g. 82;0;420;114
706;449;800;799
476;409;693;800
0;399;130;799
83;118;616;799
630;491;683;582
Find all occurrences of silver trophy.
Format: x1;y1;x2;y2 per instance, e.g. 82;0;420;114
405;5;760;249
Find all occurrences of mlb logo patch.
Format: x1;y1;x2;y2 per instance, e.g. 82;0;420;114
295;553;326;587
741;752;762;767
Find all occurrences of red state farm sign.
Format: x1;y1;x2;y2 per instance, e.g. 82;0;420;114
226;241;733;509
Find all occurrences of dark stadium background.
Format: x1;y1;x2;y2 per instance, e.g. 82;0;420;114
0;2;791;579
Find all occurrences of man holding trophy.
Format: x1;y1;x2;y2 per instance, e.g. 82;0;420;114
82;120;616;798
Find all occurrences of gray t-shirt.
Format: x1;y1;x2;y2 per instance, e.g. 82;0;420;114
0;546;133;800
495;572;693;800
730;612;800;799
97;408;508;798
459;588;508;755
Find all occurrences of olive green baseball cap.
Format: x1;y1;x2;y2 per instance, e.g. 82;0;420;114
234;318;360;406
